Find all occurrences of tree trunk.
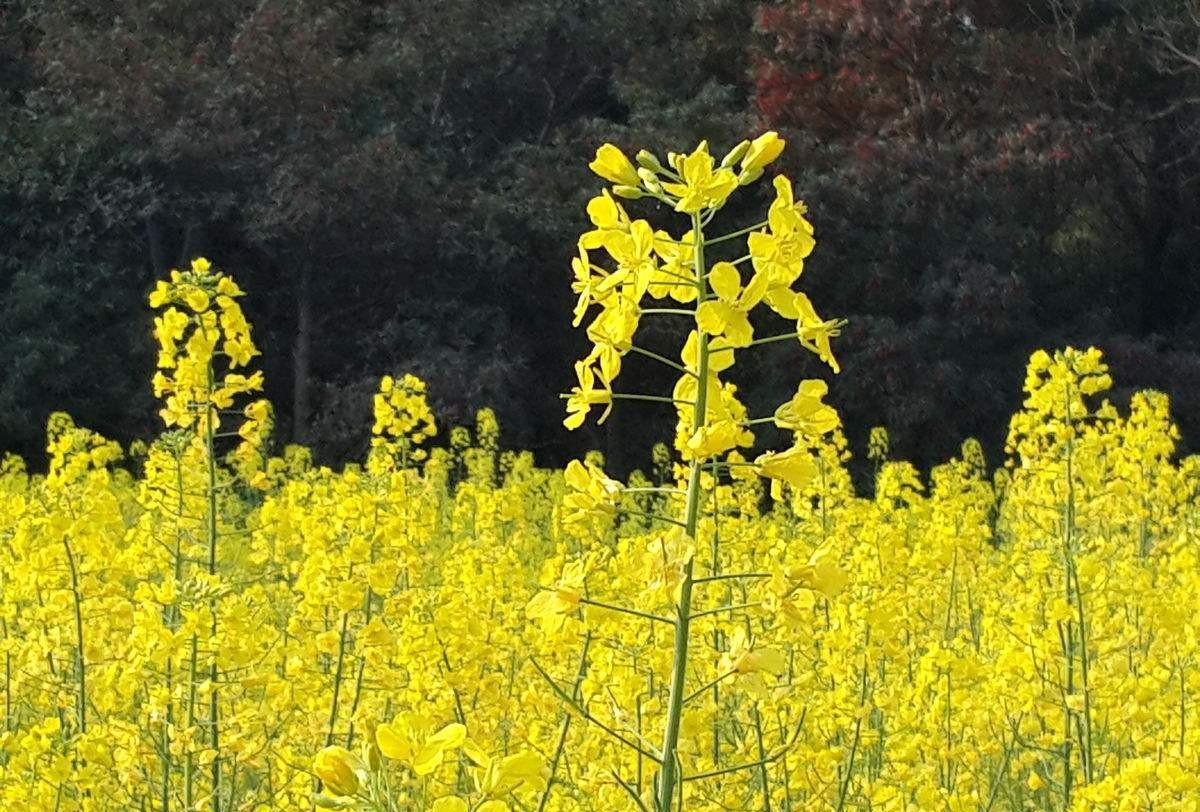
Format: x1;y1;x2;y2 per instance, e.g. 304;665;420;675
293;261;313;445
1137;126;1181;335
145;217;166;277
1138;216;1173;335
179;218;206;268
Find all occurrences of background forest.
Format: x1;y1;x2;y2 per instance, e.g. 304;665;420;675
1;0;1198;475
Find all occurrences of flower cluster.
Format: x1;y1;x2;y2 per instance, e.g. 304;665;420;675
150;257;263;430
368;373;438;473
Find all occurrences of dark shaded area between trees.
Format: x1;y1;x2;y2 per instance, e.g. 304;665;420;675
1;0;1198;478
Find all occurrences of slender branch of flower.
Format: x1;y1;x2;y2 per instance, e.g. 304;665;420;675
629;345;697;378
617;506;688;529
529;658;664;764
579;598;674;626
642;308;697;317
703;220;768;246
693;572;772;585
689;602;760;621
683;670;737;705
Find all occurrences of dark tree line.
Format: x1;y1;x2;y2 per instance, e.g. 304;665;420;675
1;0;1197;474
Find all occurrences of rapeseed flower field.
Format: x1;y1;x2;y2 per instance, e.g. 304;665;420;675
1;136;1198;811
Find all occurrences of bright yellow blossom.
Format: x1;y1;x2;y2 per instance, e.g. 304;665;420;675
660;141;739;213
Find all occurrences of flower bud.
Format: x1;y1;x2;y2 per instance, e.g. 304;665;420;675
364;737;382;772
637;167;662;192
741;131;785;174
313;745;367;797
612;185;646;200
738;166;764;186
720;139;750;168
588;143;641;186
636;149;666;173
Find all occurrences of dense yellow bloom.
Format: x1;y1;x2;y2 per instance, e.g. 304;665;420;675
370;373;437;472
150;258;262;429
3;341;1200;811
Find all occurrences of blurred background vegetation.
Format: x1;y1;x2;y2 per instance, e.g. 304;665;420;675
1;0;1198;475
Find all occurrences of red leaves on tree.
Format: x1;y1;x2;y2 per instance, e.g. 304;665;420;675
752;0;1080;171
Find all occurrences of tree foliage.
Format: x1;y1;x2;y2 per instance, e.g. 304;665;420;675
752;0;1200;469
1;0;1197;473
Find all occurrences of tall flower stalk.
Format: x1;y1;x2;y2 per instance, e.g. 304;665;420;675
149;258;266;811
549;133;846;809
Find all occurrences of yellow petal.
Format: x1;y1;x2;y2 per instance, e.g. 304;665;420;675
375;722;414;762
427;722;467;751
586;193;620;229
708;262;741;302
412;742;448;776
431;799;470;812
695;301;729;337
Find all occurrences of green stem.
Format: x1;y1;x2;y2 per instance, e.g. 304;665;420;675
683;752;788;783
529;657;661;764
752;705;772;811
709;460;721;767
185;633;197;811
163;460;187;812
655;211;710;811
711;332;799;353
344;583;375;749
537;633;592;812
610;393;694;406
689;602;760;621
1062;377;1078;806
62;536;86;735
1069;559;1094;782
204;362;221;812
834;660;869;811
682;671;736;706
642;308;696;317
325;611;351;746
617;506;689;529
